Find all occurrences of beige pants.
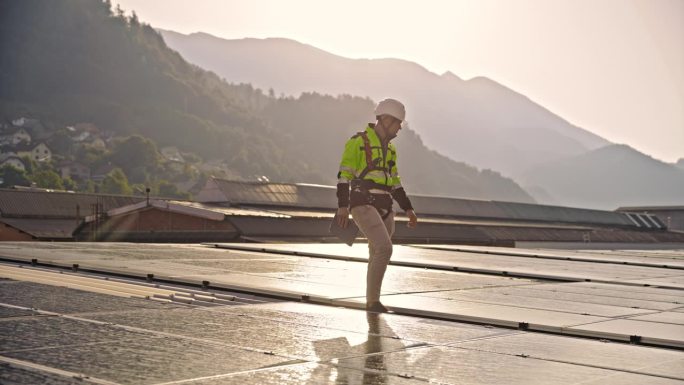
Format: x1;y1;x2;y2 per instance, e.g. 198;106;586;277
351;205;395;303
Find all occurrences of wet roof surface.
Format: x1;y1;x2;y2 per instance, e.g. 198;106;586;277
0;242;683;384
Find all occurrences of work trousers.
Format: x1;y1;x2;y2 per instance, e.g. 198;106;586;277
351;204;395;303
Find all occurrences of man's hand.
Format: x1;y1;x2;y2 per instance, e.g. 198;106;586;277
406;209;418;228
336;207;350;228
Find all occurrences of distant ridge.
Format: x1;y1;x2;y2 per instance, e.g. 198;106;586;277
159;30;610;177
160;30;684;210
521;144;684;209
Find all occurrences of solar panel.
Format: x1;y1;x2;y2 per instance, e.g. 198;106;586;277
2;242;684;352
2;242;684;385
643;214;663;229
624;213;643;227
636;214;653;229
649;215;668;229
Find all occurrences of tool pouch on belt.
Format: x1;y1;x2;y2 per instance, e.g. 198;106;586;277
350;180;393;219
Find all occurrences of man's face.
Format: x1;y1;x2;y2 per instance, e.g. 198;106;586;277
382;115;402;137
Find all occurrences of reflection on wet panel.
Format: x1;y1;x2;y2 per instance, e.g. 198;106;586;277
213;302;517;345
214;243;684;284
336;345;676;385
186;361;426;385
82;307;408;361
451;332;684;379
3;335;287;385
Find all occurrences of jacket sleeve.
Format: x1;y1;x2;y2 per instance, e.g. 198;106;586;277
338;137;359;183
336;137;359;208
389;146;413;211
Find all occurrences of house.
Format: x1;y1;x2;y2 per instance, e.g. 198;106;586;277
161;147;185;163
0;154;27;171
11;117;42;128
161;146;186;172
0;127;32;146
70;123;105;147
0;188;144;241
11;117;51;141
14;142;52;161
73;199;240;242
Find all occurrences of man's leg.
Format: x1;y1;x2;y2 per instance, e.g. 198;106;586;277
351;205;393;305
383;211;395;238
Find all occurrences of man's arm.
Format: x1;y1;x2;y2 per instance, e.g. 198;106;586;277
391;187;418;228
336;182;350;228
389;154;417;228
336;137;359;228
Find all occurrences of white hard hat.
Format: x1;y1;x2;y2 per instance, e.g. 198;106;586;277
374;98;406;122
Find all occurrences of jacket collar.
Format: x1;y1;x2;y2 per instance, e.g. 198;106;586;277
368;123;391;145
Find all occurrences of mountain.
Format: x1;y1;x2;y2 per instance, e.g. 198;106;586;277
160;30;684;210
520;144;684;209
675;158;684;171
260;94;532;200
0;0;534;203
159;30;611;177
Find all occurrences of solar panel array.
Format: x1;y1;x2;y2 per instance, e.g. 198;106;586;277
0;242;682;384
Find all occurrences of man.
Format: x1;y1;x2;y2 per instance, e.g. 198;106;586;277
336;98;418;313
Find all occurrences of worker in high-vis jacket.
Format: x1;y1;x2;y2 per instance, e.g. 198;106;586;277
335;98;418;313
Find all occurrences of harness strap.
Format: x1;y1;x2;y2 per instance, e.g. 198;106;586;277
353;131;374;171
353;131;384;179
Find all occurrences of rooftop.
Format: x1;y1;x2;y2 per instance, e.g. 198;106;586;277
0;242;682;384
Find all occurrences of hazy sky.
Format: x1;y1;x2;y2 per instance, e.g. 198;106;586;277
115;0;683;163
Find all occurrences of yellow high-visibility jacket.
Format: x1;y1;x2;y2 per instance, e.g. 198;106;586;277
337;124;402;190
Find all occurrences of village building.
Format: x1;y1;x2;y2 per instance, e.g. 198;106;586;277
0;126;32;146
74;199;239;242
161;146;186;172
10;117;53;141
0;154;27;171
0;188;144;241
14;142;52;161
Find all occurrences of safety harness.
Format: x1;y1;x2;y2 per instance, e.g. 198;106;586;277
350;131;393;218
352;131;379;179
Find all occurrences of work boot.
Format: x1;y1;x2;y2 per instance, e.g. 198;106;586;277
366;301;388;313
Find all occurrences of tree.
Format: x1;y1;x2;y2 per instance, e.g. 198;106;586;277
0;165;30;188
80;146;108;169
20;156;37;175
62;176;77;191
80;179;97;193
109;135;160;176
157;180;190;199
101;168;132;195
47;130;74;155
31;169;64;190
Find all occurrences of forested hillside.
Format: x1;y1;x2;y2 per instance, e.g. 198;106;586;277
0;0;534;203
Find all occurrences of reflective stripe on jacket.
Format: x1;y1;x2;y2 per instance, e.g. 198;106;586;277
338;125;402;189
